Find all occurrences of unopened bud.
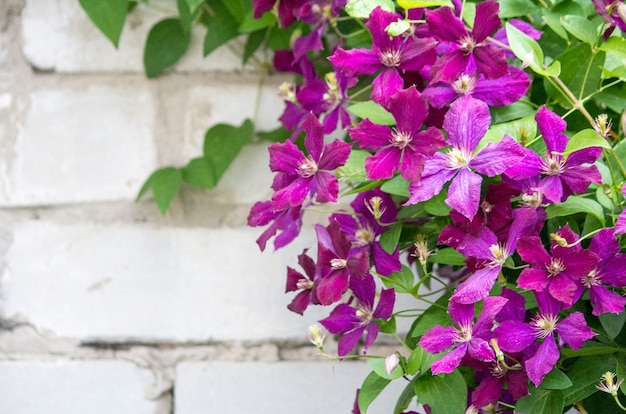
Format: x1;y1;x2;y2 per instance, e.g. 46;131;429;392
413;235;430;265
550;233;568;247
307;324;326;349
490;338;505;362
521;51;534;69
385;353;400;376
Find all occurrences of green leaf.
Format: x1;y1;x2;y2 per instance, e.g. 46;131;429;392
375;315;397;334
397;0;452;9
337;150;369;185
78;0;127;47
492;101;536;123
137;167;182;214
599;36;626;56
414;370;467;414
539;368;573;390
542;11;569;40
545;196;606;225
600;311;626;341
411;308;452;339
368;356;404;380
203;1;240;56
345;0;395;18
423;191;451;216
505;22;546;75
181;158;217;188
218;0;249;22
185;0;206;14
358;371;391;413
515;388;564;414
564;355;618;405
242;29;266;65
616;354;626;396
144;19;190;78
561;15;598;45
381;265;415;294
483;115;537;148
560;344;621;359
394;381;416;414
347;101;395;125
563;129;612;155
428;248;466;266
178;0;198;33
498;0;537;18
203;119;254;183
380;223;402;254
406;347;423;375
239;10;276;33
386;20;411;37
380;175;409;197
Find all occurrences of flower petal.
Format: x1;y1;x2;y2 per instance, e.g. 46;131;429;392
431;343;467;375
443;95;491;151
556;311;595;350
419;325;457;354
525;338;559;387
451;267;500;304
446;168;483;219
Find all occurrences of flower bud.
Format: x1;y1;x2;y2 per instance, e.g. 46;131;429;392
550;233;568;247
385;353;400;376
306;324;326;350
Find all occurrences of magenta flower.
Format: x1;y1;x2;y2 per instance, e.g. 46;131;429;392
315;219;371;305
593;0;626;38
292;0;347;61
329;7;436;105
269;113;352;210
320;274;395;356
419;296;507;375
516;225;600;306
405;95;526;219
505;106;603;203
349;86;445;182
285;249;321;315
331;189;401;276
426;1;508;84
495;291;595;386
450;208;538;304
576;228;626;315
422;67;530;108
247;201;303;251
253;0;305;27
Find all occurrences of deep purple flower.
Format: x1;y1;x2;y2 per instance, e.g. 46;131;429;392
269;113;352;210
320;274;395;356
505;107;603;203
576;228;626;315
593;0;626;38
286;249;321;314
406;95;526;219
419;296;507;375
248;201;303;251
516;225;600;306
292;0;347;61
422;67;530;108
495;291;595;386
329;7;436;104
450;208;538;304
253;0;305;27
349;86;445;182
426;1;508;83
331;189;401;276
315;219;371;305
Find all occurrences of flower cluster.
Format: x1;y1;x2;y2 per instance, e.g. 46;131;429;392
248;0;626;413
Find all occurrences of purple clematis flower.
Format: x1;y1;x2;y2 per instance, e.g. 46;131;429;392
349;86;445;182
253;0;305;27
329;7;436;105
248;201;303;251
331;189;402;276
320;274;395;356
286;249;321;315
405;95;526;219
593;0;626;38
315;219;371;305
495;291;595;387
426;1;508;84
419;296;508;375
516;225;600;306
422;67;530;108
505;106;603;203
576;228;626;315
450;208;538;304
269;113;352;210
292;0;347;61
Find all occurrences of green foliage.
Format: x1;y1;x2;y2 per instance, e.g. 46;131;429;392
515;388;565;414
358;371;391;413
137;167;183;214
78;0;127;47
144;18;190;78
414;370;467;414
347;101;395;125
203;0;242;56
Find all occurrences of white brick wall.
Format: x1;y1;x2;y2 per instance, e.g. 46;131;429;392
0;1;416;413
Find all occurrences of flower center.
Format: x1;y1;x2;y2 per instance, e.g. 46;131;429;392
445;147;473;169
297;156;318;178
322;72;341;105
355;226;375;247
541;152;564;176
330;258;347;270
296;278;314;290
379;48;402;67
532;313;559;339
279;82;296;102
356;304;373;322
488;243;508;267
390;129;412;149
546;258;565;277
459;35;476;53
521;191;543;208
452;74;476;95
453;323;473;343
583;269;601;288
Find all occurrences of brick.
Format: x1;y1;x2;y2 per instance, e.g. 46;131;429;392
2;221;326;342
175;361;421;414
0;360;161;414
2;84;157;206
22;0;243;73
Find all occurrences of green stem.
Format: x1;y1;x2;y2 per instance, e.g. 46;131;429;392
393;332;412;352
614;396;626;411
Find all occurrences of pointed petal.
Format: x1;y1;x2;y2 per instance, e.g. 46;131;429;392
443;95;491;151
364;147;401;180
590;286;626;316
473;44;509;79
338;326;367;356
398;37;437;71
318;139;352;170
320;304;359;333
446;168;483;219
426;6;466;42
430;49;469;84
536;106;568;154
316;271;349;305
363;322;380;352
517;268;550;292
472;67;530;106
536;175;563;203
367;7;402;51
399;147;428;182
387;86;428;133
303;113;325;160
494;320;536;352
419;325;457;354
548;274;581;305
556;311;595;349
589;228;620;259
287;290;312;315
526;338;559;387
328;47;381;77
448;300;475;327
431;343;467;375
405;164;456;205
313;171;340;204
474;296;508;333
471;1;501;43
560;164;602;194
471;135;526;177
516;236;551;268
468;337;495;362
373;288;396;319
268;140;305;173
422;85;458;108
272;177;311;210
372;68;404;105
451;267;500;304
349;119;392;151
351;271;376;307
373;242;402;276
472;376;504;409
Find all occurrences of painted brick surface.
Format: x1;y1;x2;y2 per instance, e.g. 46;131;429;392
2;221;325;342
0;360;163;414
1;84;157;206
21;0;243;73
175;361;421;414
